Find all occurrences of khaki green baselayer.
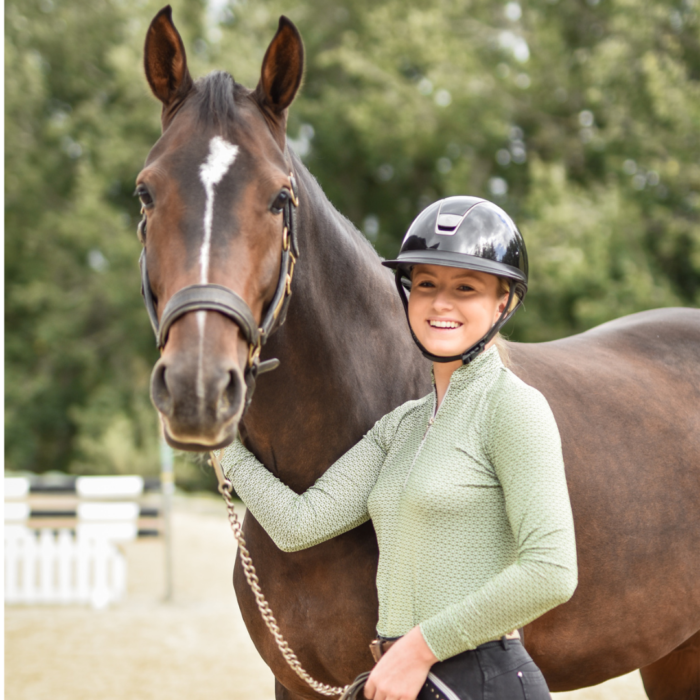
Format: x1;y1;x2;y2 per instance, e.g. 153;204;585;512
221;346;578;661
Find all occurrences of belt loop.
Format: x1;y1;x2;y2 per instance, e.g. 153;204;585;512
500;635;509;650
369;639;382;663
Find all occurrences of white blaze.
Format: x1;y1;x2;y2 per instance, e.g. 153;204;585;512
195;136;238;411
199;136;239;284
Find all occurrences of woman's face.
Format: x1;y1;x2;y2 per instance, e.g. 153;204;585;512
407;264;507;357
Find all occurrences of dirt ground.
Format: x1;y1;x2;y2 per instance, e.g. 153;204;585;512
5;494;647;700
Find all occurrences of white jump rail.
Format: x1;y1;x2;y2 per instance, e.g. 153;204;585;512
4;475;153;609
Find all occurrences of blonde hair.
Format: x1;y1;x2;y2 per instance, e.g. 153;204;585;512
493;277;517;368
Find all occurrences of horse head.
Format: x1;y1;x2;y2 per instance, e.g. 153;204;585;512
137;6;304;451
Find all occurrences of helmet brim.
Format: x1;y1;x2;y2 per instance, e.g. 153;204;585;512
382;250;527;286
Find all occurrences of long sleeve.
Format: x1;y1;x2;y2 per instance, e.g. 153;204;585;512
219;410;402;552
419;383;578;660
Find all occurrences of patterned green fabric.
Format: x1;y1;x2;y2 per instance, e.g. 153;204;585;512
221;345;577;660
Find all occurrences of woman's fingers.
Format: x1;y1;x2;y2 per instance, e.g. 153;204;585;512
364;666;395;700
364;628;436;700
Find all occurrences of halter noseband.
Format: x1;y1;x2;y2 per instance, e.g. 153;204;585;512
138;171;300;412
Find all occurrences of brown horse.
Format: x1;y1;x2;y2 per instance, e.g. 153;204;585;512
137;7;700;699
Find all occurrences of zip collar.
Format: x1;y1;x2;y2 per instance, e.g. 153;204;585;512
430;345;503;390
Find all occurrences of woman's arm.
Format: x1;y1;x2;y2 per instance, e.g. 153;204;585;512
220;409;399;552
419;383;578;661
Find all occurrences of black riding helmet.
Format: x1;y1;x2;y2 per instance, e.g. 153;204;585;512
382;196;528;365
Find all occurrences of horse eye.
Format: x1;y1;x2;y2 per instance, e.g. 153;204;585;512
134;184;153;209
271;190;290;214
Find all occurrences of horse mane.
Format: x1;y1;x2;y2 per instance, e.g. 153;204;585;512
287;148;390;267
192;71;237;127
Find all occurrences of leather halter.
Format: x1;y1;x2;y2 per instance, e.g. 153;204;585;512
138;171;300;412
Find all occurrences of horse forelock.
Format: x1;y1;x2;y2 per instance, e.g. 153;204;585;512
191;71;238;127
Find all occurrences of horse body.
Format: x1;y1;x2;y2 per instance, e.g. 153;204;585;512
509;311;700;690
138;9;700;699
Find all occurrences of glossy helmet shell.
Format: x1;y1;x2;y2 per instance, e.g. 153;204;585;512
382;196;528;301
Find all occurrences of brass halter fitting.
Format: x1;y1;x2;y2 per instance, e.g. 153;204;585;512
247;337;262;369
289;172;299;207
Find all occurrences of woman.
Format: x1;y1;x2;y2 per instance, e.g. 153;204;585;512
221;196;578;700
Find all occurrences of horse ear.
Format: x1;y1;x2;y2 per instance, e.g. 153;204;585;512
144;6;193;108
254;16;304;116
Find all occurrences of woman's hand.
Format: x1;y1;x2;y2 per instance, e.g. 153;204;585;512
364;626;439;700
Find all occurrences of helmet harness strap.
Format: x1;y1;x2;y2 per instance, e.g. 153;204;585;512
394;270;520;365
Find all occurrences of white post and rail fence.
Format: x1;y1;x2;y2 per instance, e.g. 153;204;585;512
4;451;174;609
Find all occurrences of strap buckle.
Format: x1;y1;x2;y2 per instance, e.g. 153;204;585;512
247;337;262;369
462;340;486;365
289;172;299;207
285;253;296;296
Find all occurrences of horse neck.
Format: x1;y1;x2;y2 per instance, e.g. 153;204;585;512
240;162;429;493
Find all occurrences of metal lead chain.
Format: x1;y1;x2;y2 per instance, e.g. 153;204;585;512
209;452;349;698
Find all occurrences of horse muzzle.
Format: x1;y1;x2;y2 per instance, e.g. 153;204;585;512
150;348;246;451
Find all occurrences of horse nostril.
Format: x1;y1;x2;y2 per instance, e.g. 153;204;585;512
218;369;245;422
150;361;174;417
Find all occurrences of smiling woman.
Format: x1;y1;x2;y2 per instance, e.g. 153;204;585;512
408;265;509;404
223;195;577;700
384;197;528;368
409;267;506;354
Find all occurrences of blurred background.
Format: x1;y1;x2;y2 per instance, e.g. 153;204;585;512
5;0;700;483
7;1;697;698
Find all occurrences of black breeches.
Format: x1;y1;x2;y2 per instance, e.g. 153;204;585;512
419;638;550;700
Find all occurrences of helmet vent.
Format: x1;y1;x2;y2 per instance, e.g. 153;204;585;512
436;213;463;234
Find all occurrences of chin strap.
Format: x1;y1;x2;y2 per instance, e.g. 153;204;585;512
394;271;521;365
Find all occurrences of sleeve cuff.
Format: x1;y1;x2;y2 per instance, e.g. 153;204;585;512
419;616;476;662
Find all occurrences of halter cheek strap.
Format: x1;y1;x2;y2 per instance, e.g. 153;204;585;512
394;270;522;365
138;171;300;412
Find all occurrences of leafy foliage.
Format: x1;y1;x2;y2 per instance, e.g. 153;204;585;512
6;0;699;479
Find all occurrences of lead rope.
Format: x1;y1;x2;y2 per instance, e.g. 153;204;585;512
209;451;350;698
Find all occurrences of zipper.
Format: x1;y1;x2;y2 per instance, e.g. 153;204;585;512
402;383;451;490
427;672;462;700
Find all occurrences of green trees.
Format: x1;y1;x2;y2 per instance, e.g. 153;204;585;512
276;0;700;339
6;0;161;475
6;0;699;477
